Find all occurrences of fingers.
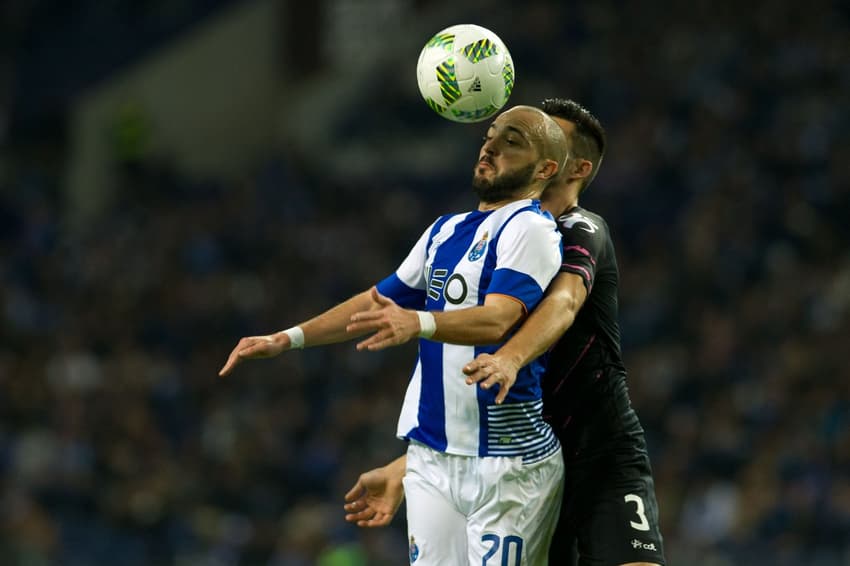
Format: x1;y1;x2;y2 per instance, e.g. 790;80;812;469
344;505;393;527
237;340;273;358
461;354;515;404
494;379;512;405
218;336;279;377
218;351;240;377
346;318;384;334
462;361;480;377
361;512;393;527
355;332;397;352
349;311;385;324
370;286;393;306
344;507;376;524
219;339;253;377
464;359;493;384
464;367;490;385
344;480;364;503
463;354;491;377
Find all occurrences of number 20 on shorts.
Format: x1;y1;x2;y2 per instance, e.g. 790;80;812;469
481;534;524;565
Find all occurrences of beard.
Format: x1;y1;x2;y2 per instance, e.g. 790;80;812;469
472;162;537;203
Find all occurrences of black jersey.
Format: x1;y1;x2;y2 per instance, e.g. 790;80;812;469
541;206;643;459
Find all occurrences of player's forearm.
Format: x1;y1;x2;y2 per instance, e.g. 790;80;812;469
497;276;586;368
293;289;378;347
385;454;407;480
431;304;521;345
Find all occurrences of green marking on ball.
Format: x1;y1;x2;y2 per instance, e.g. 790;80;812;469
437;58;462;105
426;33;454;51
451;104;497;121
425;97;446;114
503;61;515;98
461;38;498;63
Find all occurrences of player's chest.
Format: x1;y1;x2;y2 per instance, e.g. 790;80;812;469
424;223;494;306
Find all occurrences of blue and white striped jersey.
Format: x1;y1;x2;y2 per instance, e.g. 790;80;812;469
376;199;562;463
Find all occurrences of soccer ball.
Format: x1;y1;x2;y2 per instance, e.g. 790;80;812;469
416;24;515;123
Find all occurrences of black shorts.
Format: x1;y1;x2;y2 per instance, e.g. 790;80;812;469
548;439;666;566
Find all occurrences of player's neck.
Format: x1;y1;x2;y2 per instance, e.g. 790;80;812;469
541;184;579;217
477;188;541;211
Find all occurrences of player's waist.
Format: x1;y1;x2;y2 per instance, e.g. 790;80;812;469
404;399;560;463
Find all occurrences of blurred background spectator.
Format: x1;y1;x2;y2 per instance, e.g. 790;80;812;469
1;0;848;564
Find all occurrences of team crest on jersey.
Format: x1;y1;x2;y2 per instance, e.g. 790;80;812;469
468;231;489;261
409;535;420;562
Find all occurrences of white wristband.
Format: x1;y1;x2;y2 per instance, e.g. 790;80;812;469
282;326;305;349
416;311;436;339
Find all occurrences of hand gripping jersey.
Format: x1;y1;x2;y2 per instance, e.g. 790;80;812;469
377;199;562;463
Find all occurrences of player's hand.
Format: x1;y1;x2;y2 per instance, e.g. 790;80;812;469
218;333;290;377
343;463;405;527
347;288;420;351
463;353;520;405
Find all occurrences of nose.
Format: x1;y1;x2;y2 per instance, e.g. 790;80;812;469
481;137;498;157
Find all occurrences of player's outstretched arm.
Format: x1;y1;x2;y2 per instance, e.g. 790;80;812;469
343;455;407;527
218;288;383;377
347;290;525;351
463;272;587;403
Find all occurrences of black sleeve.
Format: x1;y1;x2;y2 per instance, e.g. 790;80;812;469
556;210;609;291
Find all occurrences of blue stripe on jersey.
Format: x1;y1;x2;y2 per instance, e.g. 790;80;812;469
376;273;425;309
408;340;447;451
488;268;545;312
427;213;455;253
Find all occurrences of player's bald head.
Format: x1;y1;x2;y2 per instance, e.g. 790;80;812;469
497;105;568;175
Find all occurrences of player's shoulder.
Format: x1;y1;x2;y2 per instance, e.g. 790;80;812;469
430;210;474;233
555;206;611;238
509;198;557;223
484;198;552;232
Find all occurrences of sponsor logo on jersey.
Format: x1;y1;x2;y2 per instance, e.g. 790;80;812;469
630;538;657;551
409;535;420;562
559;212;599;233
426;267;468;304
468;231;488;261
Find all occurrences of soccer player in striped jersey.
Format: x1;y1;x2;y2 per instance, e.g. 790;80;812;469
220;105;570;565
343;99;666;566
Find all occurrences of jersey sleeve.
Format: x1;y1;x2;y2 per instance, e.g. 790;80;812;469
556;211;607;291
375;218;438;309
487;211;562;312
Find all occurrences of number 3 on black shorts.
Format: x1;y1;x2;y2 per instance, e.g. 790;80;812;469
624;494;650;531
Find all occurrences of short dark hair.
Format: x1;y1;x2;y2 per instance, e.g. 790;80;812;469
540;98;606;192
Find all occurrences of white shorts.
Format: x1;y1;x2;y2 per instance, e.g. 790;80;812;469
403;441;564;566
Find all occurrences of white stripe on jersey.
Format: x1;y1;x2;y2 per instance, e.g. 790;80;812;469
397;358;423;439
442;342;479;454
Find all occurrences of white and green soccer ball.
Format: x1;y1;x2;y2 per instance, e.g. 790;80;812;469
416;24;515;123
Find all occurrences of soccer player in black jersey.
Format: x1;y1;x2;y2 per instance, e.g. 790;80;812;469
343;99;666;566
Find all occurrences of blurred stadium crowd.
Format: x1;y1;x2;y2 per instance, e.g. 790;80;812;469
1;0;849;565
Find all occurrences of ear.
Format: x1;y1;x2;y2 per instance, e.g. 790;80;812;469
568;159;593;182
535;159;560;182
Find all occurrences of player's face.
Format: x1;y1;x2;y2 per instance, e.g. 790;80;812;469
473;109;542;203
552;117;575;151
544;116;575;191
